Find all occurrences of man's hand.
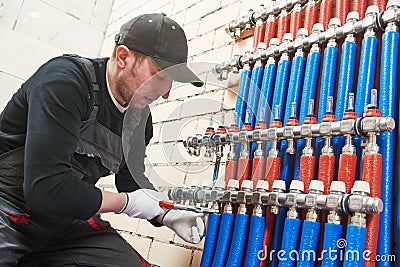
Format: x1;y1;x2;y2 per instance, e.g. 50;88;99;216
162;210;205;244
120;189;167;220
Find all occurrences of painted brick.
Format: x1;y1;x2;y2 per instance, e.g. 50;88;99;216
188;31;214;57
198;3;240;36
0;0;23;30
158;1;174;16
184;1;220;25
171;0;195;15
160;118;191;142
239;0;264;16
90;0;114;31
174;234;204;249
235;36;254;55
150;100;183;123
109;213;140;233
150;123;162;144
0;71;23;110
182;20;199;41
192;45;233;64
213;26;233;48
40;0;96;23
0;28;61;80
191;250;203;267
185;162;216;186
168;83;196;100
148;241;192;267
146;165;187;187
136;219;175;241
137;0;163;14
104;19;121;38
112;0;131;11
223;86;238;110
120;233;152;260
180;91;223;117
170;10;185;27
146;143;173;165
220;0;241;7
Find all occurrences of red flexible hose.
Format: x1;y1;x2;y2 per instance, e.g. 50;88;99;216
290;8;303;37
335;0;349;26
351;0;367;19
225;159;238;186
277;12;290;42
238;158;251;186
254;24;266;51
337;153;357;193
265;157;281;186
317;154;336;194
252;157;266;190
371;0;386;12
260;210;275;267
304;2;318;36
319;0;333;30
362;153;382;267
299;155;316;193
264;17;277;46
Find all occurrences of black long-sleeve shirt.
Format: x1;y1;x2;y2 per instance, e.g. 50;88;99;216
0;56;153;220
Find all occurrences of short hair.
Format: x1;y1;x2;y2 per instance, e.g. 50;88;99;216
111;44;147;65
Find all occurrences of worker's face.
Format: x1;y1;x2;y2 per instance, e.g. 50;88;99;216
115;46;173;109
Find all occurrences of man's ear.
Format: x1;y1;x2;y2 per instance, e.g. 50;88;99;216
115;45;131;69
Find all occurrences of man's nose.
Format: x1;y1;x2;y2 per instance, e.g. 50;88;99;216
162;90;170;99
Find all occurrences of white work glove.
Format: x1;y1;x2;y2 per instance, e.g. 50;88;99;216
162;210;205;244
119;189;167;220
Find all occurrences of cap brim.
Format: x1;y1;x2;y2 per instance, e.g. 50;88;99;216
150;57;204;87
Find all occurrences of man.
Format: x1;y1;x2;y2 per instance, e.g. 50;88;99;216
0;13;204;266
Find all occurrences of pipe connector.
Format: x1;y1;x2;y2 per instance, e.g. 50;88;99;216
294;28;308;55
269;180;286;214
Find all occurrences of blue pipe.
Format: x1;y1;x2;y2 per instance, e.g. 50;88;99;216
315;46;338;162
211;212;235;267
200;213;221;267
343;225;367;267
293;50;321;180
226;213;249;267
258;62;277;125
321;223;343;267
332;40;357;179
246;64;264;129
283;55;306;125
269;58;291;125
377;29;399;266
353;34;378;182
297;220;321;267
278;218;302;267
397;108;400;265
235;67;252;128
244;215;266;267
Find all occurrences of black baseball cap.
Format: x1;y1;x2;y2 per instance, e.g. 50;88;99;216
114;13;204;87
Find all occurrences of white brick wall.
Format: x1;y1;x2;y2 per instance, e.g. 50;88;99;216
1;0;275;266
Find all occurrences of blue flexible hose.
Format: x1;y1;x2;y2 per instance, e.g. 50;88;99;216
244;215;266;267
211;212;235;267
343;224;367;267
332;40;357;179
377;29;399;266
235;68;252;128
283;55;306;125
315;46;338;161
259;62;277;125
269;208;287;267
353;34;378;184
200;213;221;267
321;223;343;267
293;50;321;180
297;220;321;267
247;65;264;129
226;213;250;267
278;218;302;267
269;58;291;125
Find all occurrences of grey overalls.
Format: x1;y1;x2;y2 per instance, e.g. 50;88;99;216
0;56;149;266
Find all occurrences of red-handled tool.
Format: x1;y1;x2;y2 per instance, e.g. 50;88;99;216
159;201;217;213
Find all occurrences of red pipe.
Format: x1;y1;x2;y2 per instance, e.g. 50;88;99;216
254;19;266;51
337;154;357;193
277;10;290;43
317;154;336;194
252;157;266;190
260;210;274;267
319;0;333;30
336;0;349;26
264;14;277;46
362;153;382;267
225;159;238;185
290;4;303;38
351;0;367;19
265;157;281;190
237;158;251;186
304;0;318;36
299;155;316;193
371;0;386;12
